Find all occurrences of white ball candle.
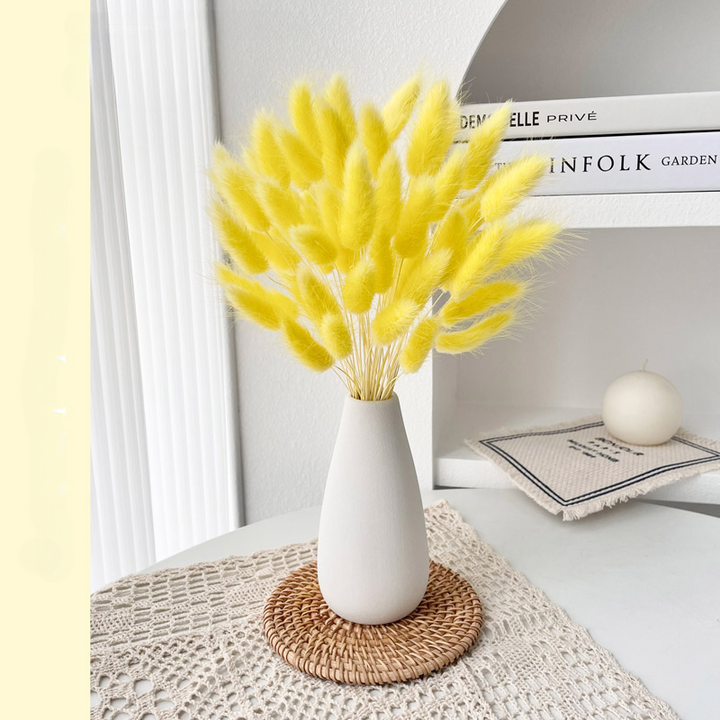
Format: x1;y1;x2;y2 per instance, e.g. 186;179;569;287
602;365;683;446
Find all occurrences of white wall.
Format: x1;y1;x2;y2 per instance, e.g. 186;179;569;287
455;227;720;414
463;0;720;102
212;0;505;522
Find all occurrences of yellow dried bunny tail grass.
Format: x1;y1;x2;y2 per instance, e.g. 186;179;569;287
436;309;514;354
448;220;506;299
277;127;323;186
325;75;357;140
259;179;303;228
370;228;396;295
375;149;402;237
463;102;511;190
399;317;440;373
281;318;334;371
320;183;341;243
250;112;290;187
459;192;483;232
217;264;298;321
210;140;235;170
382;73;421;142
395;252;423;298
319;313;353;360
289;79;322;155
343;258;376;313
432;147;466;221
291;225;337;265
266;288;300;320
371;298;421;346
406;80;459;177
214;262;246;289
401;249;453;306
210;198;269;275
296;267;340;322
430;206;471;282
218;272;289;331
495;218;563;270
210;144;270;231
300;189;323;227
210;73;563;393
440;280;524;327
336;247;357;274
251;230;300;274
481;155;548;223
216;264;295;313
359;103;390;175
224;286;280;330
432;205;470;252
318;183;354;273
339;143;376;250
317;102;352;187
394;177;435;258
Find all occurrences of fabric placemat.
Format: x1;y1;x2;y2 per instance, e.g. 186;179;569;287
91;501;678;719
466;415;720;520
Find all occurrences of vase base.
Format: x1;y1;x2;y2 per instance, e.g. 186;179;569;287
263;560;483;685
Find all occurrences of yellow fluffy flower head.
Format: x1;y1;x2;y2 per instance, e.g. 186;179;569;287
209;73;563;399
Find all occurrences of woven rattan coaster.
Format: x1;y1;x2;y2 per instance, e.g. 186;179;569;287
263;560;483;685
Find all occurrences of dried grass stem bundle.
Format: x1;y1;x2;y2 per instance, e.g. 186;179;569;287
209;73;565;400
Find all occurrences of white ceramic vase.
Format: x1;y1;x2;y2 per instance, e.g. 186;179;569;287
317;393;429;624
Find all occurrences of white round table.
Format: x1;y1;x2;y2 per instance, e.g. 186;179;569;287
145;489;720;720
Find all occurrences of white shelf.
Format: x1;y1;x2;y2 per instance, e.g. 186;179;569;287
428;0;720;513
522;192;720;230
435;403;720;504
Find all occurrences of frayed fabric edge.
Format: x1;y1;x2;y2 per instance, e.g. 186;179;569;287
464;417;720;521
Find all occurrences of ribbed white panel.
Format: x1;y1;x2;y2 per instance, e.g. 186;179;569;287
91;0;156;591
100;0;240;564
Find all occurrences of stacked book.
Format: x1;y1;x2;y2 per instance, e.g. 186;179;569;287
458;92;720;195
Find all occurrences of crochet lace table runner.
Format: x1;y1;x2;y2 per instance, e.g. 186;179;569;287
91;501;678;720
